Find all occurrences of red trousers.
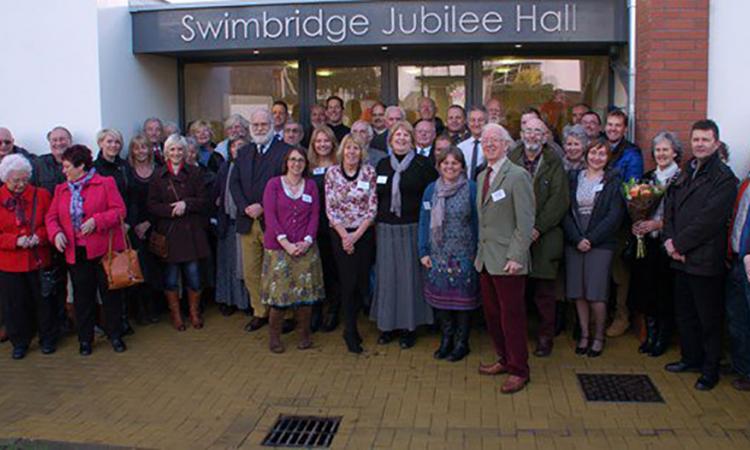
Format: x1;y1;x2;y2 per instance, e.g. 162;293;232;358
480;271;529;378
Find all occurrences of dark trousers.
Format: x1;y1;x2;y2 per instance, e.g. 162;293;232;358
68;247;124;343
674;270;724;378
725;257;750;377
0;270;56;348
331;228;374;338
318;229;341;310
530;278;556;341
480;271;529;378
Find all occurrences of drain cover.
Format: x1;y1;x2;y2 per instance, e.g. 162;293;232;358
577;373;664;403
262;415;341;448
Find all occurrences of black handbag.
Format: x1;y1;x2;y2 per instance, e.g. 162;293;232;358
29;188;60;298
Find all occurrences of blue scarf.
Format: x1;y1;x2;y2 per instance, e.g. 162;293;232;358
68;168;96;231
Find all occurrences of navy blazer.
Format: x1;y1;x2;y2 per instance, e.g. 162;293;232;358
562;169;625;250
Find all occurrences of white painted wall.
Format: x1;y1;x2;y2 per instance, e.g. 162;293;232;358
708;0;750;177
0;0;178;155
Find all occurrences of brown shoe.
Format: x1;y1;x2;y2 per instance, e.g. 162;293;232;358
534;338;553;357
478;361;508;376
606;317;630;338
732;376;750;391
245;316;268;332
500;375;529;394
295;306;313;350
268;308;285;354
187;290;203;329
164;291;186;332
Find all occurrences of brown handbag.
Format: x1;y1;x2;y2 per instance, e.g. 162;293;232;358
102;217;144;290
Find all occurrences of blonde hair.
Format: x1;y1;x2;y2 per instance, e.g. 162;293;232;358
307;125;339;168
188;120;213;139
127;133;153;166
96;128;123;147
337;134;368;166
387;120;416;150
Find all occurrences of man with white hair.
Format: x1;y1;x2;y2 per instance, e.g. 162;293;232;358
475;123;535;394
508;116;569;357
415;97;445;135
215;114;250;160
457;106;488;180
485;98;506;126
371;105;405;152
230;108;291;332
414;119;437;164
350;119;386;166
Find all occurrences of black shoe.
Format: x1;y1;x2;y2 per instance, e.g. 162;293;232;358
244;317;268;332
575;337;590;355
79;342;93;356
321;306;340;333
310;304;323;333
446;312;470;362
12;345;28;360
665;361;702;373
111;339;127;353
344;334;363;354
695;375;718;391
40;342;57;355
639;316;657;354
282;319;296;335
122;320;135;337
399;331;416;349
433;311;454;359
219;304;236;317
587;338;605;358
377;331;394;345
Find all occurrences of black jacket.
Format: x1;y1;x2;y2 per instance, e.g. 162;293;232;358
32;154;65;195
562;169;625;250
94;154;130;206
663;152;738;276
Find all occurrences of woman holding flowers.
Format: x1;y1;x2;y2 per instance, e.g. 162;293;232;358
562;139;625;357
628;132;682;357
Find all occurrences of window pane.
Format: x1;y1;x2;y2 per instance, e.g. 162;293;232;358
184;61;299;140
398;65;465;124
315;66;381;126
482;57;609;137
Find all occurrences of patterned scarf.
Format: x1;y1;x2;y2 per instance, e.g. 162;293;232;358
388;151;415;218
68;168;96;231
3;191;28;227
430;175;467;246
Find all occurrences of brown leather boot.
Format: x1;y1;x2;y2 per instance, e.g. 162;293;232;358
164;291;186;332
296;306;313;350
187;290;203;329
268;308;285;353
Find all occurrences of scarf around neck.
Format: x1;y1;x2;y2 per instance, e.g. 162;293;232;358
431;175;467;246
68;168;96;231
389;151;415;218
655;162;679;186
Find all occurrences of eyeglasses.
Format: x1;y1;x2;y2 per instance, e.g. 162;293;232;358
288;157;306;163
251;122;270;129
0;140;12;145
522;129;544;135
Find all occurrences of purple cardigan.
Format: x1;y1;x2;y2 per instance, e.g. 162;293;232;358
262;176;320;250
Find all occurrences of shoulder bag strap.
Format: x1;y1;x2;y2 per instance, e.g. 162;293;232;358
29;187;42;267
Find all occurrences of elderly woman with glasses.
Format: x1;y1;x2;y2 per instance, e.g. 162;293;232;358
0;155;54;359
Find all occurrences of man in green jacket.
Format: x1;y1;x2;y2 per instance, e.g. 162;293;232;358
509;117;570;357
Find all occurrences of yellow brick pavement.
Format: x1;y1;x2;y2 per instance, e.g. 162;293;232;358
0;309;749;449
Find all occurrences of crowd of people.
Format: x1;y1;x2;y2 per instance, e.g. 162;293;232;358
0;92;748;395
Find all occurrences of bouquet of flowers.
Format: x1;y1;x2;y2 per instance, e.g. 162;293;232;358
622;178;665;258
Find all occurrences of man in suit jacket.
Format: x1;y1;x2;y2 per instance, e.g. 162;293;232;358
230;108;291;332
414;119;437;165
475;123;535;394
508;117;569;357
663;119;737;391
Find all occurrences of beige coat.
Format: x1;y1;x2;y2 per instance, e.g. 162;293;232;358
474;159;535;276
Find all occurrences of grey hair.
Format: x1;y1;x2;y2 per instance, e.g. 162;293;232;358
481;123;513;144
0;154;32;183
184;136;198;150
468;105;489;121
143;117;163;129
385;105;406;120
163;121;180;134
164;133;188;153
46;126;72;141
352;119;374;141
651;131;684;163
224;113;249;130
564;124;590;149
250;107;273;124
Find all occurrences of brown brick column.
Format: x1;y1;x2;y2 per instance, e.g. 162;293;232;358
635;0;709;167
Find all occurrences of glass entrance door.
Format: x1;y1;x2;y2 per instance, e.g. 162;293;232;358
397;63;467;123
314;65;382;126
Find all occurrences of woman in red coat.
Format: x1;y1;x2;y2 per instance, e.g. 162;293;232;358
45;145;128;356
0;154;53;359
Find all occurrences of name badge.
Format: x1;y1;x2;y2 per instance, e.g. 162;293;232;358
423;201;432;210
491;189;506;202
377;175;388;185
312;167;326;176
593;184;604;193
301;194;313;203
357;180;370;191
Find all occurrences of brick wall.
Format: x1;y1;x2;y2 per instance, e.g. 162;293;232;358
635;0;709;167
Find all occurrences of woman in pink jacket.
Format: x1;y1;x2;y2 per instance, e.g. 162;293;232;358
45;145;128;356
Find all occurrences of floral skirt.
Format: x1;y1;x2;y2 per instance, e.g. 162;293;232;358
261;245;324;309
423;254;479;311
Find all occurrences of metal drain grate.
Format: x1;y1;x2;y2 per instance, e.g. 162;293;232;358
262;415;341;448
577;373;664;403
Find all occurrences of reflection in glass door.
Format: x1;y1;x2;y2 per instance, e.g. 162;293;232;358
315;66;382;126
397;64;466;123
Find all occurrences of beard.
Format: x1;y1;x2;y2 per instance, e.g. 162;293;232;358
251;129;274;146
523;140;542;153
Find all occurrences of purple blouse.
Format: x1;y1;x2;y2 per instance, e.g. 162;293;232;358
262;176;320;250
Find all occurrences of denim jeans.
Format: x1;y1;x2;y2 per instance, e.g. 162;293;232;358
726;257;750;377
164;260;202;292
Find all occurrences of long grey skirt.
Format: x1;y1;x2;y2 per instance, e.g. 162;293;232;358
370;223;434;331
564;245;613;302
215;221;249;309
